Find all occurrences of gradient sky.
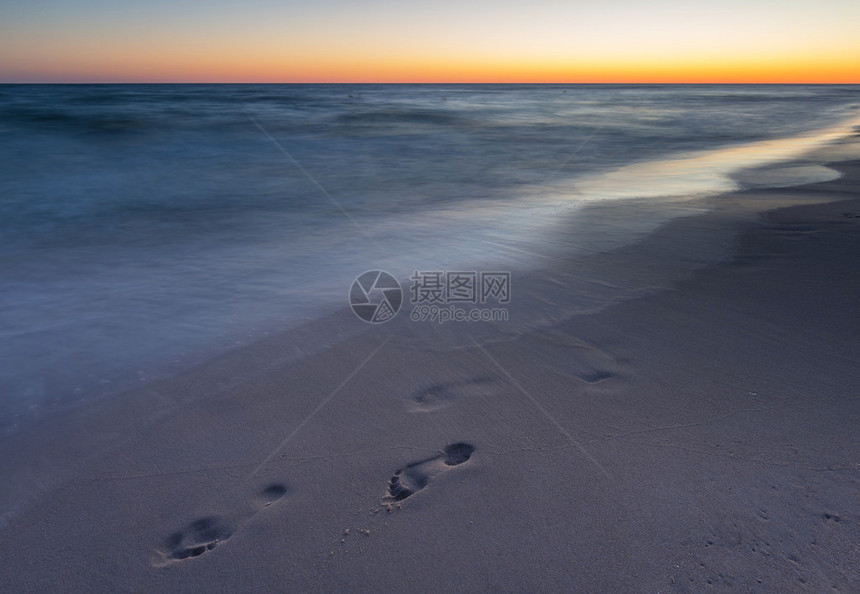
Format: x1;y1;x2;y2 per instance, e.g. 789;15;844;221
2;0;859;83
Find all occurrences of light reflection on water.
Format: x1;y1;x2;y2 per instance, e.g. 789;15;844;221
0;84;858;425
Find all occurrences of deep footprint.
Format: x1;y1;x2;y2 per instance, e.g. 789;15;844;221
386;443;475;502
257;483;288;507
164;516;234;560
160;482;287;562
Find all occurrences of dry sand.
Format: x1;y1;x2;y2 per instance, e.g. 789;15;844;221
0;161;858;592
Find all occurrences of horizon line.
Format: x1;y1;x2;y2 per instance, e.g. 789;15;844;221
2;81;858;85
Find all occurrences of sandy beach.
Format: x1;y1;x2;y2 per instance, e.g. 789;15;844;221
1;156;858;592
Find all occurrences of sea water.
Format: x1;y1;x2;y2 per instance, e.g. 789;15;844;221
1;84;858;427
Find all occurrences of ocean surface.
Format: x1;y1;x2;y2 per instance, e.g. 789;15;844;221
1;84;859;429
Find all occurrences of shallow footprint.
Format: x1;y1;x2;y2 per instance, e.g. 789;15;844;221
410;377;497;412
526;329;621;384
157;482;287;564
385;443;475;502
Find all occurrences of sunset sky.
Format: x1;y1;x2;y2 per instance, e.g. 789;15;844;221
2;0;859;83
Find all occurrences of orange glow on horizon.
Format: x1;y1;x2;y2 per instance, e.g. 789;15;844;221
6;52;858;84
2;0;859;84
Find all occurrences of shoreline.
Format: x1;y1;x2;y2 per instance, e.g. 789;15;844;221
5;148;853;436
1;158;858;590
2;101;858;430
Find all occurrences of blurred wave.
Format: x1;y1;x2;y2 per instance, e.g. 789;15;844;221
1;83;858;427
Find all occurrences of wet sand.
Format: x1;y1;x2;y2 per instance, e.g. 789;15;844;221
0;161;858;592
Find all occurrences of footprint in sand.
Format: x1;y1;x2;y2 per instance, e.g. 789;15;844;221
157;482;287;563
410;377;497;412
385;443;475;502
254;483;288;508
527;328;622;384
162;516;235;561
